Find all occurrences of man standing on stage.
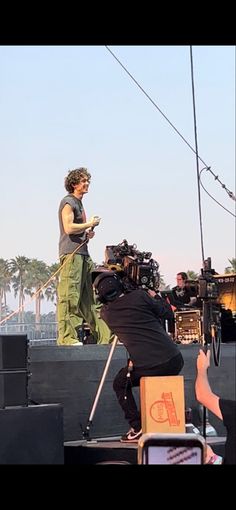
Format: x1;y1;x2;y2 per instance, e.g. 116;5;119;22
57;167;112;345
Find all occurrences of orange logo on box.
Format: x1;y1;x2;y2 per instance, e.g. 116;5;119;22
150;391;180;426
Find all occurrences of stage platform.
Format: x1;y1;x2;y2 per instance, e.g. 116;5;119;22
64;435;226;465
28;342;236;443
0;341;234;464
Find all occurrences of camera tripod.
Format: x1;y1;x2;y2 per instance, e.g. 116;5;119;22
82;335;119;440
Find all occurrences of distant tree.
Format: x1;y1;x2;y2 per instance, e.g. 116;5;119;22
24;311;36;324
44;262;60;307
5;310;18;324
25;259;50;326
162;283;171;290
0;258;11;321
186;270;199;281
157;272;171;290
41;311;56;323
225;258;236;274
10;256;31;323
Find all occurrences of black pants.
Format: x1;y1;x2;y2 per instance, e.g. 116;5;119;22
113;353;184;431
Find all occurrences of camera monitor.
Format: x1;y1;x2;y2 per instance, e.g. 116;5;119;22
138;433;205;465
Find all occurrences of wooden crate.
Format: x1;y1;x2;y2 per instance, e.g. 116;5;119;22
140;375;185;434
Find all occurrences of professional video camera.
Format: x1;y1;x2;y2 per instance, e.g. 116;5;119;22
97;239;160;292
198;257;219;300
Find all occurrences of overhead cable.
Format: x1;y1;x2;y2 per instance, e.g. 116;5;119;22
105;46;235;206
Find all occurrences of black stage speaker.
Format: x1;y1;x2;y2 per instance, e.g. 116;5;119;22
0;335;29;408
0;334;28;369
0;404;64;464
0;371;28;407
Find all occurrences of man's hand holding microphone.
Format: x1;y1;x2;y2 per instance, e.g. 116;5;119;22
86;215;101;239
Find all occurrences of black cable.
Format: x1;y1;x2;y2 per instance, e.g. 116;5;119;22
199;168;236;218
189;49;222;378
212;322;221;367
105;46;198;157
105;46;235;203
190;46;205;266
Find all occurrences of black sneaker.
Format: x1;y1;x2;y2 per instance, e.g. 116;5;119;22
120;428;142;443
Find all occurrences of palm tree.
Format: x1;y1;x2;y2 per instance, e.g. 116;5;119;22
10;256;31;323
158;275;168;290
225;258;236;274
44;262;60;305
186;270;199;281
0;258;11;321
25;259;50;327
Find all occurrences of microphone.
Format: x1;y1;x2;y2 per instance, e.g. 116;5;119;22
87;216;100;238
90;215;100;231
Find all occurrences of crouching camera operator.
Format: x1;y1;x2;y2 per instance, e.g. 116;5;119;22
93;272;184;443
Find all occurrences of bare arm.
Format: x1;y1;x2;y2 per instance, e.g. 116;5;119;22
61;204;100;235
195;349;223;420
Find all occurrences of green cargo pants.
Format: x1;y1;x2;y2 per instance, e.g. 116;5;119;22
57;254;113;345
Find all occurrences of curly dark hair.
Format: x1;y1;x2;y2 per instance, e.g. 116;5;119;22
65;167;91;193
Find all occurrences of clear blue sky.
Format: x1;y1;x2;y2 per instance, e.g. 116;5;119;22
0;46;235;312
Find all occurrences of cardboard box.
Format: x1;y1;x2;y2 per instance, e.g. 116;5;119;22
140;375;185;434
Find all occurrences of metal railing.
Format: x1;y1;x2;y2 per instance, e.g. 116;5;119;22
0;322;58;343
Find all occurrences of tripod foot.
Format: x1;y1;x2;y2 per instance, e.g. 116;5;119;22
82;421;93;441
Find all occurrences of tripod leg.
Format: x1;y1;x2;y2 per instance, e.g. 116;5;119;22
83;335;119;439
